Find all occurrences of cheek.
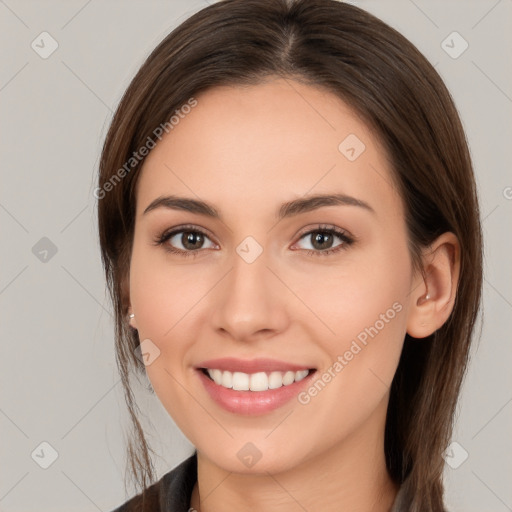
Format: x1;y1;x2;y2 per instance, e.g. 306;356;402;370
337;245;411;393
287;255;410;452
291;245;411;348
129;240;210;339
128;243;213;410
292;236;412;403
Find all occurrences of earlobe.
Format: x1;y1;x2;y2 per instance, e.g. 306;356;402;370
406;232;460;339
127;310;138;329
416;291;431;305
120;273;137;329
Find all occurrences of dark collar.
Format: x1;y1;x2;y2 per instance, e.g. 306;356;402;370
110;452;197;512
160;451;197;511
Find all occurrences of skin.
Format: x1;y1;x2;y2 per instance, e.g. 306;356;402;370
126;78;460;512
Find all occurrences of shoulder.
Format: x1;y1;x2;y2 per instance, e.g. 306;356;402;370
110;480;160;512
109;452;198;512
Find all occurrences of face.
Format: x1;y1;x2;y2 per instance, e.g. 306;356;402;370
128;78;417;474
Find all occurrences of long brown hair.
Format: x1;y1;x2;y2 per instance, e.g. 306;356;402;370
97;1;483;510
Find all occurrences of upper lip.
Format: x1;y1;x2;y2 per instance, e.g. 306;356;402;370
196;357;314;374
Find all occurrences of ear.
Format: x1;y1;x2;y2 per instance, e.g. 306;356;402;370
121;272;138;330
406;232;460;338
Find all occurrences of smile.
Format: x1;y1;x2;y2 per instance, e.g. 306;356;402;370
195;358;317;415
202;368;311;392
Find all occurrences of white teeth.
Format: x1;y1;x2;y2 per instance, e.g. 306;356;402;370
205;368;311;391
221;370;232;388
282;370;295;386
295;369;309;382
232;372;250;391
211;369;223;385
250;372;268;391
268;371;283;389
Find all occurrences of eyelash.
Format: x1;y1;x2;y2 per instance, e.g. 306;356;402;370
153;224;355;258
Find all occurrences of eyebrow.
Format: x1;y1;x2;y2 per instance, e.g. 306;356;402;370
142;193;375;220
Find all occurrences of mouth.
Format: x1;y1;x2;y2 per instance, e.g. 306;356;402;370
194;358;317;415
199;367;314;391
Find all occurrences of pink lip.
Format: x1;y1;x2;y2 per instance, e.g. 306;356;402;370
195;358;316;416
196;357;312;373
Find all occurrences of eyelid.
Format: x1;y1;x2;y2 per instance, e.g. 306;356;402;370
294;223;352;240
290;224;354;252
155;223;355;256
153;224;219;258
157;223;218;244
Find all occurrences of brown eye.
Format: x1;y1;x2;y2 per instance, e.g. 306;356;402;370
155;226;217;256
309;231;335;250
180;231;205;250
293;226;354;257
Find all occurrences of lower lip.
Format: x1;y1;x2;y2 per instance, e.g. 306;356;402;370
196;369;316;415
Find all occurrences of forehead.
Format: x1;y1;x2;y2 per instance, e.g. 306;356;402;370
135;78;402;222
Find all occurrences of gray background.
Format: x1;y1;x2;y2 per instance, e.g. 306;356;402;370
1;0;511;510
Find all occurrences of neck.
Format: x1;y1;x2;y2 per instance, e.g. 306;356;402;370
190;399;399;512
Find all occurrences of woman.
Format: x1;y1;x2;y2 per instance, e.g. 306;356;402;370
97;0;483;510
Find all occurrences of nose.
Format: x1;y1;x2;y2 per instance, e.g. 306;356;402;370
210;248;290;343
